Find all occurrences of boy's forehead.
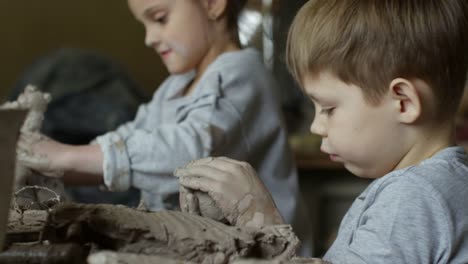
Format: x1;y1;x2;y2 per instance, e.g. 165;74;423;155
302;72;339;90
302;71;361;101
128;0;171;13
129;0;168;5
302;73;334;99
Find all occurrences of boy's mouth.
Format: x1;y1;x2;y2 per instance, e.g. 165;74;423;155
159;49;172;59
321;147;340;162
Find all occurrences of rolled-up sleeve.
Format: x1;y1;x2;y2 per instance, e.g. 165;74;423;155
96;132;132;191
97;108;214;192
93;103;150;191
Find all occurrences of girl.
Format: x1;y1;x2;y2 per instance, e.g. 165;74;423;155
18;0;302;231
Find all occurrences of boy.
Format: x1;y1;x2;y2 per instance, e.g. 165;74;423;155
176;0;468;262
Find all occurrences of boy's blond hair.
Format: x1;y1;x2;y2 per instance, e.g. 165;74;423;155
287;0;468;120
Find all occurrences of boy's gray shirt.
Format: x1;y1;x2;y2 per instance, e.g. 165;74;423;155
324;146;468;264
96;48;299;224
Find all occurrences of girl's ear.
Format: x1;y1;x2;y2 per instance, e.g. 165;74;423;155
389;78;422;124
202;0;228;20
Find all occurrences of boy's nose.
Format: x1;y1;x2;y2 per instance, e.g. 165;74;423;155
309;116;327;137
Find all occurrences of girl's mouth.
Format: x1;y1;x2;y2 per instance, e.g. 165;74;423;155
329;154;340;162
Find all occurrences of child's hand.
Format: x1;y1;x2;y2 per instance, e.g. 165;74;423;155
175;157;284;228
17;132;65;178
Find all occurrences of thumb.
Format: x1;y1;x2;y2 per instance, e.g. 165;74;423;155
179;176;239;224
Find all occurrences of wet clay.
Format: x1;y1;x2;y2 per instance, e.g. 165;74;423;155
0;85;67;210
45;203;299;264
87;252;331;264
0;85;50;134
88;251;196;264
194;190;226;221
233;258;331;264
7;209;48;241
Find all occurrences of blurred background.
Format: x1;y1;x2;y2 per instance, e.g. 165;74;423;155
0;0;310;116
0;0;165;100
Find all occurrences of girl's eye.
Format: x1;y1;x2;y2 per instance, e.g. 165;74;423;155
319;107;335;116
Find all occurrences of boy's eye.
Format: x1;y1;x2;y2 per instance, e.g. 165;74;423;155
319;107;335;116
152;13;167;24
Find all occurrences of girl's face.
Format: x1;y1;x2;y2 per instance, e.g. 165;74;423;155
128;0;215;74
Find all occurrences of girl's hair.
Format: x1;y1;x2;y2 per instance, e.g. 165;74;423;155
226;0;248;31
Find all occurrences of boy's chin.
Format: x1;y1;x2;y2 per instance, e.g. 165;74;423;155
344;163;381;179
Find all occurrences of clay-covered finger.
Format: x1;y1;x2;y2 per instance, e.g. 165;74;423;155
19;132;41;142
216;156;247;165
17;133;42;151
179;175;223;194
174;160;218;177
186;192;201;215
16;141;30;152
181;179;235;222
17;152;50;172
179;186;189;212
17;134;34;147
175;165;232;182
17;152;37;165
179;185;194;212
177;157;249;177
185;157;215;168
200;157;252;174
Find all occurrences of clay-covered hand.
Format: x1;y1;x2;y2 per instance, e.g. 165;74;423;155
17;132;65;178
179;184;228;223
175;157;284;228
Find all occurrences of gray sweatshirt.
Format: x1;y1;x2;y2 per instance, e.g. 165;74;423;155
324;146;468;264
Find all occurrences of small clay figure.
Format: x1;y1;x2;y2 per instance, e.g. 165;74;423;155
1;85;66;210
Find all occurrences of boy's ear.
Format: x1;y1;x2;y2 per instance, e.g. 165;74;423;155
202;0;228;20
389;78;422;124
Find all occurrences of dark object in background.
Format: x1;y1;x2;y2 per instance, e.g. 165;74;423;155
272;0;312;135
10;48;148;207
11;48;147;144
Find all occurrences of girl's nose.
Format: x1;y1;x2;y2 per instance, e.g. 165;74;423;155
145;27;161;48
